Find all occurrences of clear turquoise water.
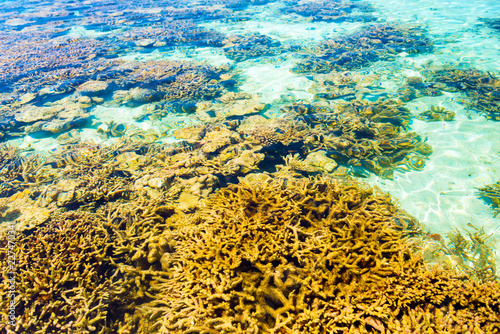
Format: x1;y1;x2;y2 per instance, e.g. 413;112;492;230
1;0;499;263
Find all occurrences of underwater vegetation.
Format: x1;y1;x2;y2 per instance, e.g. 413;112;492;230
3;171;499;333
293;24;433;73
477;180;500;216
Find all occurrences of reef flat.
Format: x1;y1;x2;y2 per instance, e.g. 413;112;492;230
0;0;500;332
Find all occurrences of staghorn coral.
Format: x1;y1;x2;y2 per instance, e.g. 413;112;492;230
197;92;267;120
119;21;226;48
0;190;188;333
0;211;113;333
0;31;122;96
111;60;233;103
133;176;500;333
0;144;48;197
238;116;309;148
0;139;499;333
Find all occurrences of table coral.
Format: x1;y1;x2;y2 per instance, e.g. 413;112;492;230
282;99;430;179
282;0;374;22
293;24;433;73
222;33;282;61
424;67;500;121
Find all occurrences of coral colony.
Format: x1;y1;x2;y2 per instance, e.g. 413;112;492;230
0;0;499;333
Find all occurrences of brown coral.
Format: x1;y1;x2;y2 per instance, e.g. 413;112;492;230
135;176;500;333
0;212;112;333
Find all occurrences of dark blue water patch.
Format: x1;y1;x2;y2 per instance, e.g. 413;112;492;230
478;17;500;32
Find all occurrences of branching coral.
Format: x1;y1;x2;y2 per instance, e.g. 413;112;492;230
111;60;232;102
0;211;112;333
134;176;500;333
1;139;499;333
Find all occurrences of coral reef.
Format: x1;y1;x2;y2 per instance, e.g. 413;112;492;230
197;92;267;120
418;106;456;122
0;31;122;96
282;98;431;179
424;67;500;121
0;212;113;333
0;140;499;333
0;189;51;233
0;60;235;144
119;22;226;48
222;33;282;61
308;72;382;100
282;0;374;22
133;176;500;333
395;76;445;102
111;60;233;102
293;25;433;73
0;1;499;333
477;180;500;216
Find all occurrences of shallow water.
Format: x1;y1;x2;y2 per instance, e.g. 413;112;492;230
1;0;500;329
